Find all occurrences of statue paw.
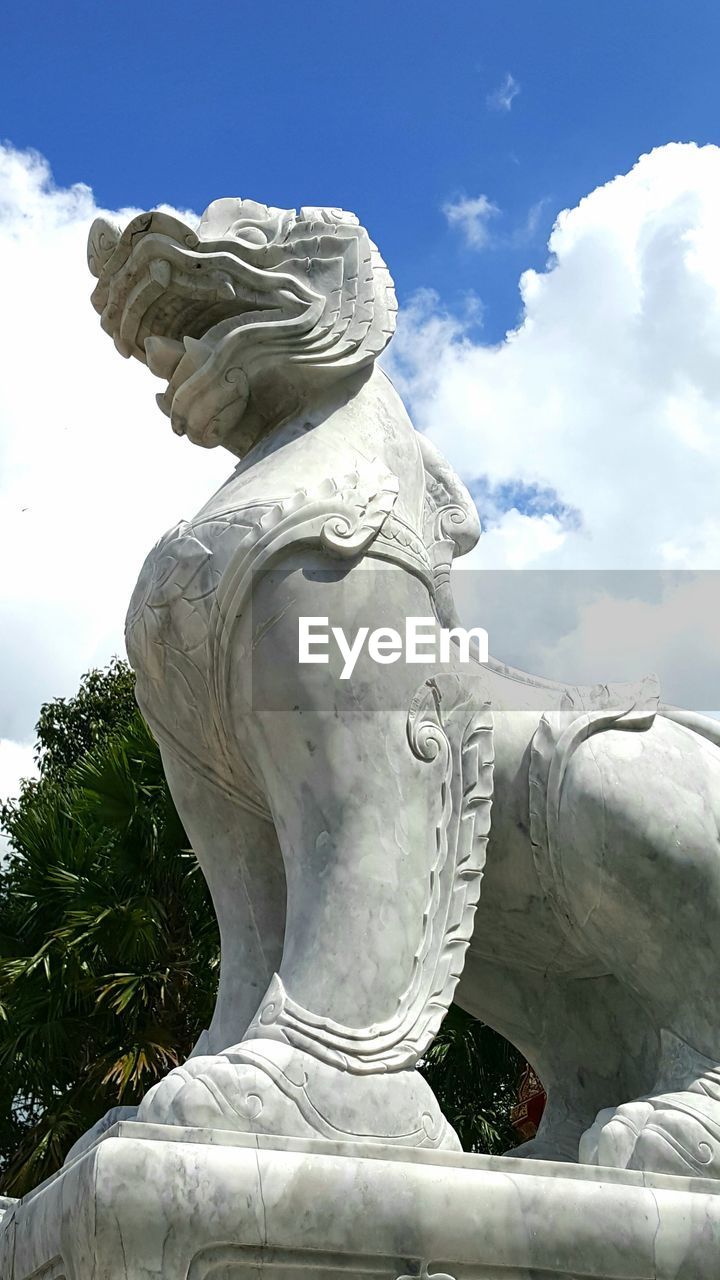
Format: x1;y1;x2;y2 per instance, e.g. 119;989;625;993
136;1047;309;1135
136;1037;460;1150
580;1091;720;1178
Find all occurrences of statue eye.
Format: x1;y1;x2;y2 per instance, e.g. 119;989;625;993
231;224;268;246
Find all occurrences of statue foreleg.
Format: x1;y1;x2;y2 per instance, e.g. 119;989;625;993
138;556;492;1149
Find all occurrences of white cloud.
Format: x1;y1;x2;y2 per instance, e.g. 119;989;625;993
0;739;37;855
539;575;720;704
443;194;500;249
449;568;720;712
487;72;520;113
0;144;229;803
392;143;720;574
469;509;567;569
0;739;36;805
514;197;550;245
443;194;548;252
388;143;720;700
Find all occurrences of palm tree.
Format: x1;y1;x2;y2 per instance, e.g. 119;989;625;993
0;699;219;1195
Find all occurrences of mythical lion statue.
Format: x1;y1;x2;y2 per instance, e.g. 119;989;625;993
79;197;720;1178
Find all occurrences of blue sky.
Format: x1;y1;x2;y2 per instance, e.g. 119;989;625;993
4;0;720;341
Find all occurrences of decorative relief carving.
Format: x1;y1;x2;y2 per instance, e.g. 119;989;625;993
125;465;405;818
210;464;402;718
417;434;480;630
246;676;492;1072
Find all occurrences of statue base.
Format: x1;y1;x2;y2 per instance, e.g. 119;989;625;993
1;1121;718;1279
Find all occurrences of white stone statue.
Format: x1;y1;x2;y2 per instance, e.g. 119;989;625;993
83;197;720;1179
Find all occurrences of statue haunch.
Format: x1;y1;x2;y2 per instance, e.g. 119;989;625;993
78;196;720;1176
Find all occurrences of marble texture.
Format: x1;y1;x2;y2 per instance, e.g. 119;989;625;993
0;1198;16;1226
76;196;720;1183
3;1122;720;1279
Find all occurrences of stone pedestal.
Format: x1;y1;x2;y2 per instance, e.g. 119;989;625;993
1;1121;718;1279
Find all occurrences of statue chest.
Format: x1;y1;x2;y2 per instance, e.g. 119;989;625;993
124;504;271;803
124;455;434;806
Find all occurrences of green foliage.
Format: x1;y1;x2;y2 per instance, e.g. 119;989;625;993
420;1003;525;1153
0;662;219;1196
31;656;137;782
0;659;528;1196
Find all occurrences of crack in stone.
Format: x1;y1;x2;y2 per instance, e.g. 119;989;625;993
253;1139;269;1249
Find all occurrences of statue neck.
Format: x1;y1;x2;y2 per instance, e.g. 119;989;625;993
227;365;413;472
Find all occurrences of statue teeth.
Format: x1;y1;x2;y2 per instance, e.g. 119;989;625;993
149;259;172;288
182;335;213;370
155;391;171;418
144;336;185;380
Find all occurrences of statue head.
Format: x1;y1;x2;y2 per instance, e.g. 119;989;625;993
88;199;397;456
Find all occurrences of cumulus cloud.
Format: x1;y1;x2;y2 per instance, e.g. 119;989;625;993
487;72;520;113
0;740;36;804
443;194;500;249
389;143;720;698
394;143;720;572
448;569;720;712
0;144;229;802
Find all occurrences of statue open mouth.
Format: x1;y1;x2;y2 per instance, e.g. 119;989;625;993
88;209;313;447
88;199;397;454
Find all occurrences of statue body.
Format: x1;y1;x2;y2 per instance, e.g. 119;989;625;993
83;199;720;1177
